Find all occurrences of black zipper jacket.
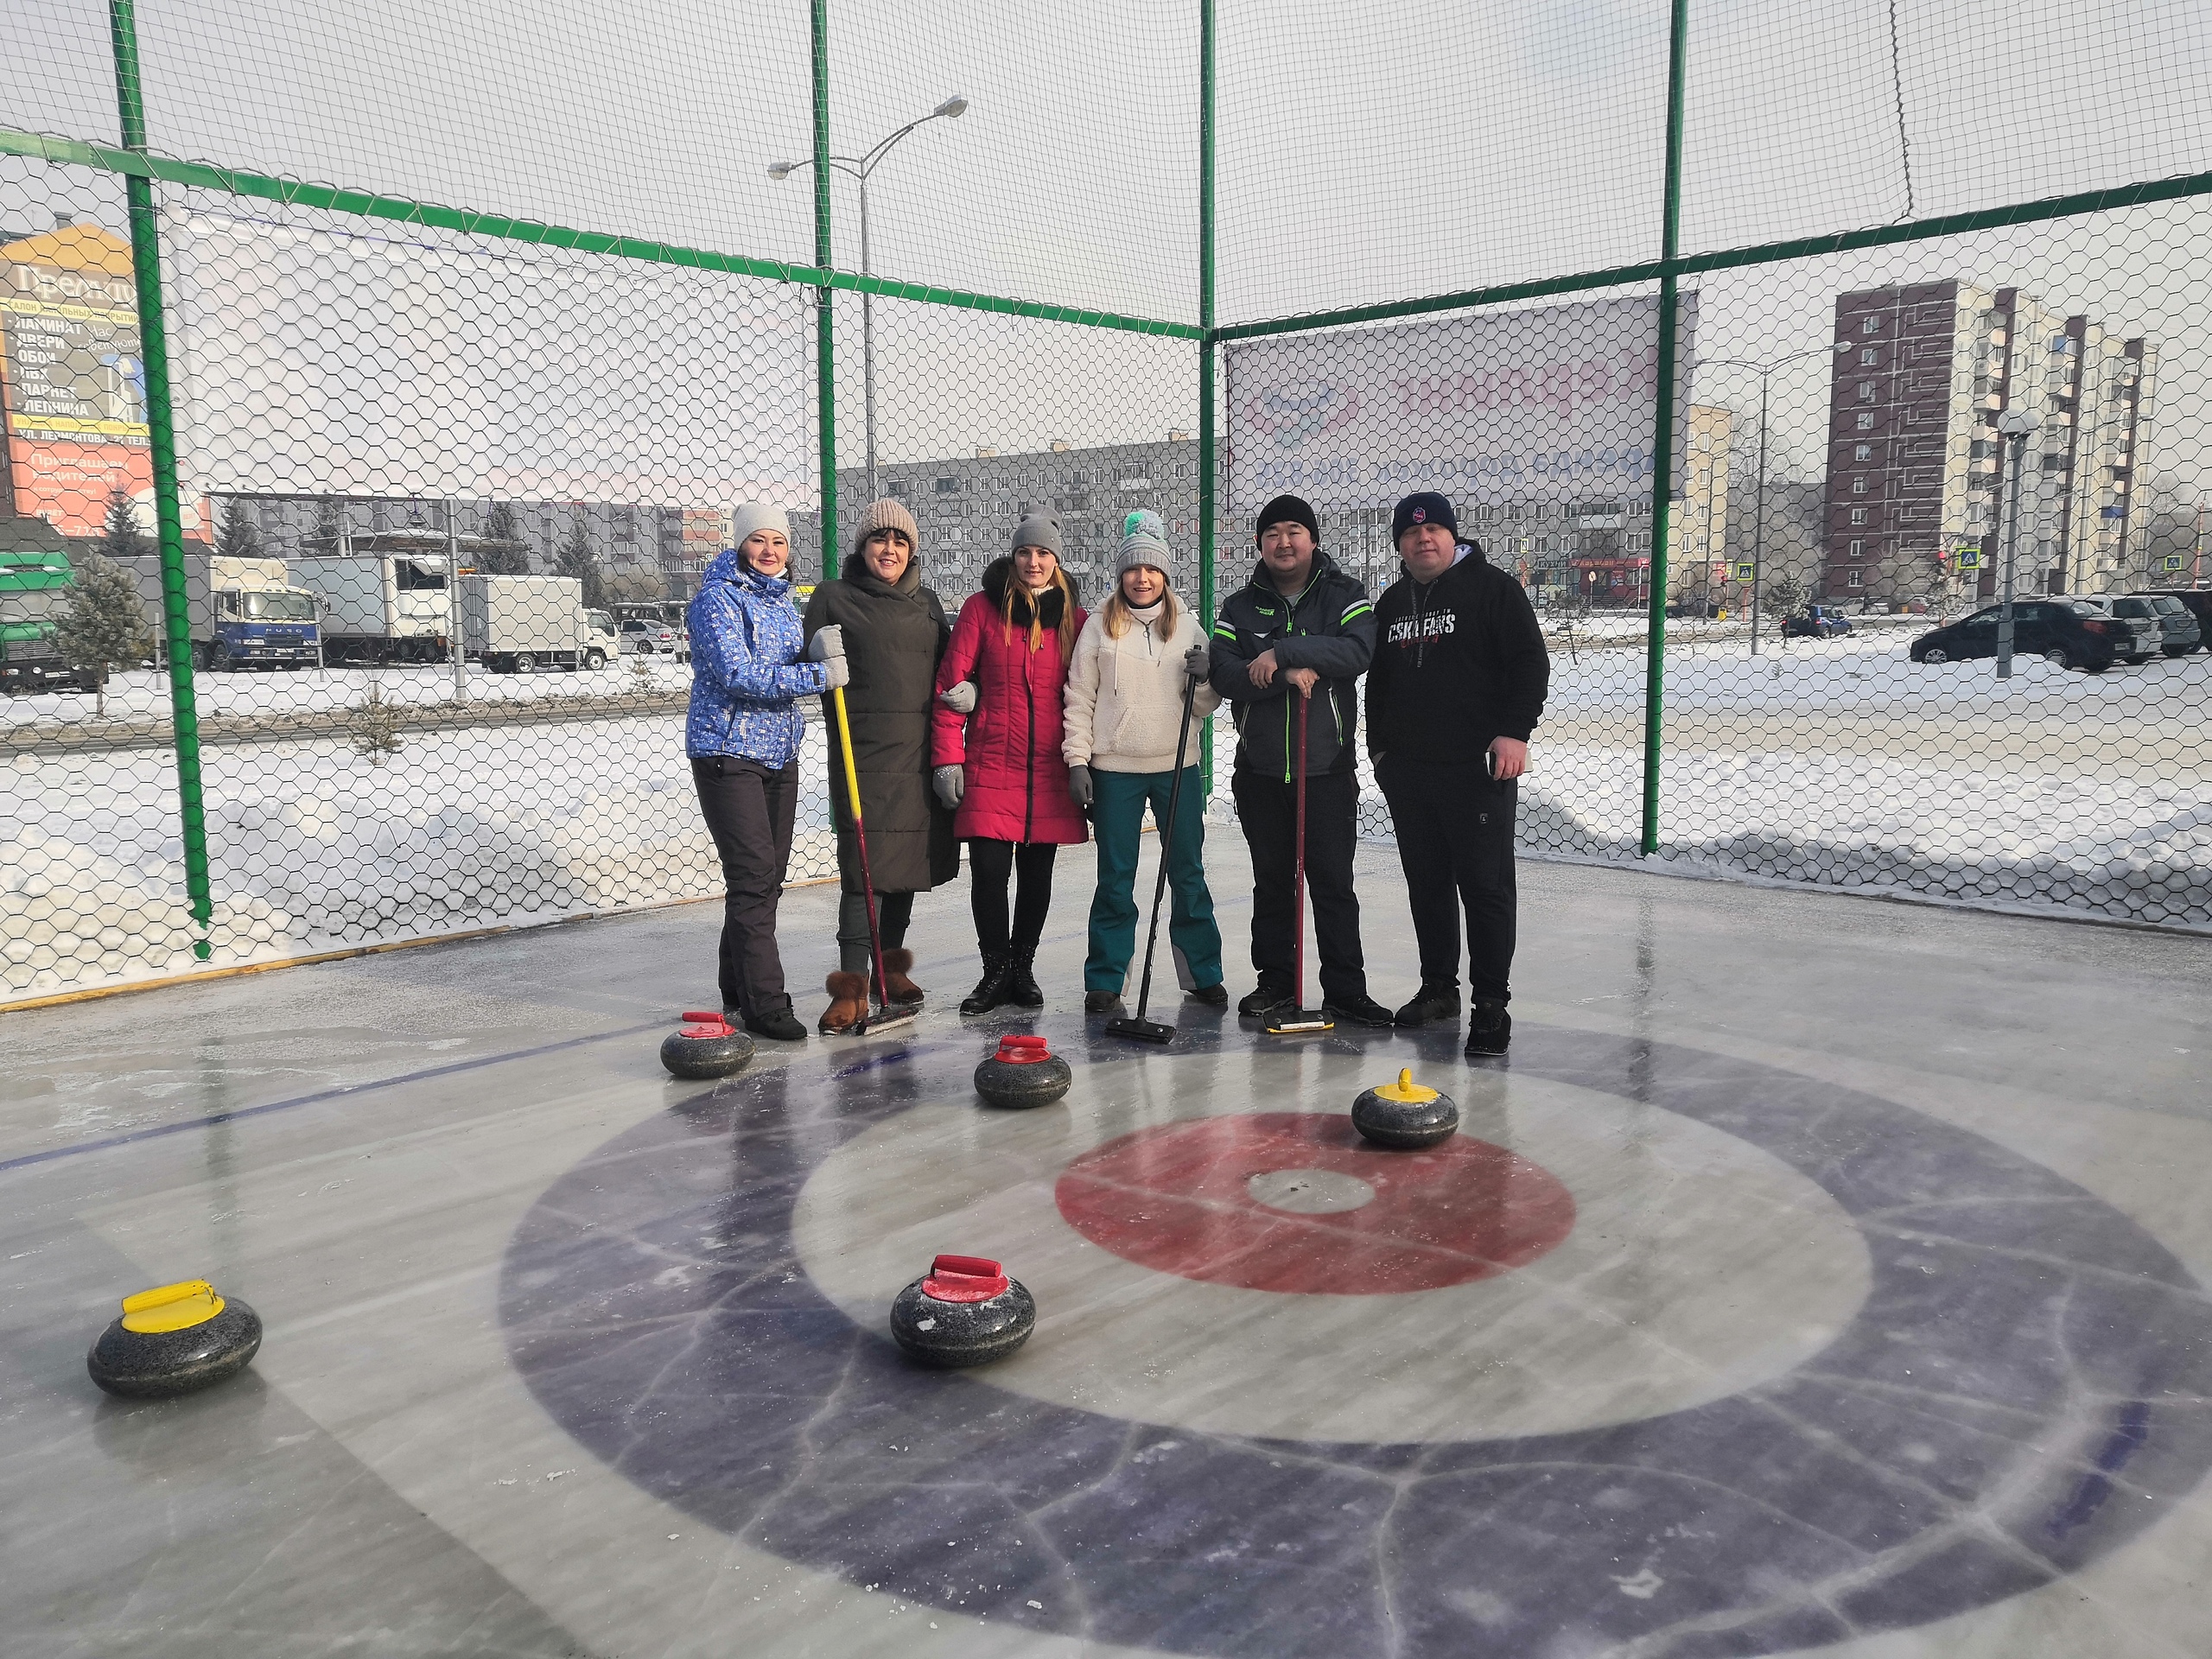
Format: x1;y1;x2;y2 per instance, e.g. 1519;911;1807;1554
1367;544;1549;767
1208;550;1377;779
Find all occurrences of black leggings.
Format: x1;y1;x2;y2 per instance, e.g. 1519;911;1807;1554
837;890;913;974
968;839;1058;958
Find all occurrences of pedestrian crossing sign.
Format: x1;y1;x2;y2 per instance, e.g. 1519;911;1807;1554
1733;562;1756;581
1955;545;1984;570
2164;555;2188;572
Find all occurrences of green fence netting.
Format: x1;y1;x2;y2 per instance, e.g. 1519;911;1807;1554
3;0;2210;1002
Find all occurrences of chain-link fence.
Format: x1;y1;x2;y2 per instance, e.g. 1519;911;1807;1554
4;0;2210;1003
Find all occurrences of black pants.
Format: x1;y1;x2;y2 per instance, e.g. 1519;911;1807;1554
692;754;798;1016
1231;767;1366;1003
836;890;913;974
1375;757;1517;1003
969;839;1058;958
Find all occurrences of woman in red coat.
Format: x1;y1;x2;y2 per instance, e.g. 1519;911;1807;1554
932;514;1089;1014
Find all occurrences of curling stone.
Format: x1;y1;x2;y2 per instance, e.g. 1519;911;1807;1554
1351;1068;1459;1150
661;1011;755;1079
973;1033;1072;1109
87;1279;262;1399
889;1254;1036;1368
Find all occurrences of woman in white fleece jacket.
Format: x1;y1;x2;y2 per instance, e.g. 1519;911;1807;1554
1062;512;1226;1014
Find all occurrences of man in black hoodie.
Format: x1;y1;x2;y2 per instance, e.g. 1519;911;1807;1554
1367;492;1550;1055
1209;494;1395;1027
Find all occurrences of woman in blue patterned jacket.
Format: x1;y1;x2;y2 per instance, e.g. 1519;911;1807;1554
685;504;849;1041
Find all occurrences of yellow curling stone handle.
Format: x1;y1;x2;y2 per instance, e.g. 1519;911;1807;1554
1372;1068;1439;1104
120;1280;226;1333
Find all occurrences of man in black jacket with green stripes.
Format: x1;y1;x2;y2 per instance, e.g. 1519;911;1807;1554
1209;494;1395;1027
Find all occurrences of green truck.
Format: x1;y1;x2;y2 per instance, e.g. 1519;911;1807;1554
0;527;99;695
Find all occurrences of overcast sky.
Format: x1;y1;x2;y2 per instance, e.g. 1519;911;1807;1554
5;0;2209;495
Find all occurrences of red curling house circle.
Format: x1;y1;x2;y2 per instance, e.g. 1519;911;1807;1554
1053;1112;1576;1295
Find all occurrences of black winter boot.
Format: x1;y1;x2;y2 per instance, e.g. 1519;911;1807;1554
960;954;1014;1016
1465;999;1512;1057
1004;950;1045;1008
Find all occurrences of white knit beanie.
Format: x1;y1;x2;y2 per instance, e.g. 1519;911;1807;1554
728;502;791;549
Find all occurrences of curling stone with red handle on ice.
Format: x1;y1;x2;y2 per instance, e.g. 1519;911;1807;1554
661;1011;756;1079
889;1255;1037;1367
973;1034;1072;1109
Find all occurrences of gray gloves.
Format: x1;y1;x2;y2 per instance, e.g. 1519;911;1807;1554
820;655;849;690
1067;764;1094;808
805;624;844;662
932;765;963;810
938;680;978;715
1183;641;1210;678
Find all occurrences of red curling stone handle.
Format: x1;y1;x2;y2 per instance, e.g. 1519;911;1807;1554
921;1254;1011;1302
993;1035;1052;1065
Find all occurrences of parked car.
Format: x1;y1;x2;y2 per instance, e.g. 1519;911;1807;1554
2065;595;2162;663
2145;588;2212;632
1782;604;1853;639
618;616;681;656
1909;600;2124;672
2130;593;2203;656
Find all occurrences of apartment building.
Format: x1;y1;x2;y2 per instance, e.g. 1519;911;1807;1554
1820;282;2154;601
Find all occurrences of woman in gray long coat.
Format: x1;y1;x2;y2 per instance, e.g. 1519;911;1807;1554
802;498;958;1033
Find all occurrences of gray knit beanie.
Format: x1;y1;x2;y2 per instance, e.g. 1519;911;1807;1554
1116;508;1173;579
728;502;791;551
1012;511;1064;559
852;496;920;554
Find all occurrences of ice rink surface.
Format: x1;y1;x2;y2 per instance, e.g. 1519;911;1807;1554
4;839;2211;1657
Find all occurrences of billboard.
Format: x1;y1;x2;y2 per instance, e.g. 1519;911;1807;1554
1;225;154;537
1223;293;1697;517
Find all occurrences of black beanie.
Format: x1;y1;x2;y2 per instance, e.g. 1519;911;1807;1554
1255;493;1320;546
1391;492;1458;544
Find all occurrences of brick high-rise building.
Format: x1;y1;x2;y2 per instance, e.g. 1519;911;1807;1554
1820;282;2153;602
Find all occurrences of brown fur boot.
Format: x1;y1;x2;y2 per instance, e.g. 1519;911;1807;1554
819;971;869;1035
878;948;925;1008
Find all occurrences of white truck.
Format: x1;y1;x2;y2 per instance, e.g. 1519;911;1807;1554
296;550;453;664
120;553;322;671
458;573;613;672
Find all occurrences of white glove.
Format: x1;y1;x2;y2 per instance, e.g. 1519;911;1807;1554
938;680;977;715
805;624;844;663
932;765;963;809
820;655;849;690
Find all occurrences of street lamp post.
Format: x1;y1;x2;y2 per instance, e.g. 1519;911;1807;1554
1994;406;2039;680
1705;340;1849;656
772;94;967;506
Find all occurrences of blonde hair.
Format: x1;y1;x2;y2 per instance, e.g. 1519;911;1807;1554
1103;584;1179;641
1001;562;1078;655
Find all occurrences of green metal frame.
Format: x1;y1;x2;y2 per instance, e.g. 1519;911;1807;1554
0;128;1201;342
107;0;212;959
1197;0;1217;791
9;0;2205;956
810;0;837;580
1642;0;1691;857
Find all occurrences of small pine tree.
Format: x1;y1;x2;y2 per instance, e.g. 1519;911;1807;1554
52;549;155;717
1764;569;1808;643
98;488;149;562
216;498;265;561
556;513;608;611
348;677;405;766
476;501;532;575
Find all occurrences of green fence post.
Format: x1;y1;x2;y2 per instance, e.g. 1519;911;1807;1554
110;0;212;960
810;0;837;581
1197;0;1217;792
1641;0;1689;857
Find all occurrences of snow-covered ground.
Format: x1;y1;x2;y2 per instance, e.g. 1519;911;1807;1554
6;633;2209;1001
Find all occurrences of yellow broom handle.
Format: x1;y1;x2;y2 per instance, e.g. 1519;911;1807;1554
831;683;865;824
